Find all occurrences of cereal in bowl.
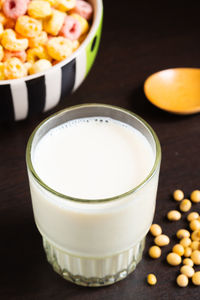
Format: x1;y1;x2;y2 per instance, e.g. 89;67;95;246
0;0;93;79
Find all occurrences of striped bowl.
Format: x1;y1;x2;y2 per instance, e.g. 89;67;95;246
1;0;103;122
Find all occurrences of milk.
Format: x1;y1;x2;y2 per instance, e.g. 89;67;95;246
27;106;161;286
32;117;154;199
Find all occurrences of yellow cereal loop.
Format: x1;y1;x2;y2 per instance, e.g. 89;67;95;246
43;9;65;36
29;59;52;75
0;62;5;80
0;23;4;39
28;31;48;48
28;1;52;19
15;16;42;38
1;29;28;51
27;46;52;63
24;62;32;73
4;58;27;79
79;33;87;43
42;0;57;5
55;0;76;12
47;36;73;60
72;40;80;51
70;13;89;35
0;45;4;61
0;12;7;26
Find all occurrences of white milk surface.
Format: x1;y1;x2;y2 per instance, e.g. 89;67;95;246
32;117;154;200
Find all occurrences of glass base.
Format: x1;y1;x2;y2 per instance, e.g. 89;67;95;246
43;237;145;287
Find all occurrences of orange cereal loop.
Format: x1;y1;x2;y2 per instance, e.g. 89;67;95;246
15;15;42;38
27;46;52;63
42;0;57;5
0;12;8;25
43;9;65;36
0;62;5;80
24;62;32;73
0;45;4;62
0;23;4;38
4;18;15;29
29;59;52;75
1;29;28;51
4;57;27;79
55;0;76;12
28;31;48;48
79;32;87;43
46;36;73;60
3;50;27;63
27;1;52;19
72;40;80;51
52;60;60;65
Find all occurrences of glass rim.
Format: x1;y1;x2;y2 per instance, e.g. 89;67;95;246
26;103;161;203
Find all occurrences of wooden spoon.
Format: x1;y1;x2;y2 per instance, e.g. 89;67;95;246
144;68;200;114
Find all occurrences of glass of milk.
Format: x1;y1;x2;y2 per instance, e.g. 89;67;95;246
26;104;161;287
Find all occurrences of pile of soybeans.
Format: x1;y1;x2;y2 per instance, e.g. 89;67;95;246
147;189;200;287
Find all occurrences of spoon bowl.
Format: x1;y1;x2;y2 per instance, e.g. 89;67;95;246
144;68;200;114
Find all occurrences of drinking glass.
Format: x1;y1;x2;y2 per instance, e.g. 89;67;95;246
26;103;161;287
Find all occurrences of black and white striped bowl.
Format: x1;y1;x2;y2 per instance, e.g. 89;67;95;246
1;0;103;122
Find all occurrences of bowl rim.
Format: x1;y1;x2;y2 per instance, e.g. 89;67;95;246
0;0;103;85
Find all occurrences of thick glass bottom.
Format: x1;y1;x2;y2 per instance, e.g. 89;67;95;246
43;237;145;287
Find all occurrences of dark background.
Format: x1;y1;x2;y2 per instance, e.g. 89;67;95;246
1;0;200;299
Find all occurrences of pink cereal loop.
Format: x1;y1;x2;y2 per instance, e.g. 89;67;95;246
60;16;82;41
3;50;27;63
72;0;93;20
3;0;29;20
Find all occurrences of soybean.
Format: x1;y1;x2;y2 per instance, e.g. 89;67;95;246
173;189;184;201
187;212;199;222
180;237;191;248
172;244;184;256
180;265;194;278
184;247;192;258
150;224;162;237
191;250;200;265
192;271;200;285
179;199;192;212
176;274;188;287
167;210;181;221
183;258;194;267
149;245;161;259
191;231;200;242
154;234;170;247
167;252;181;266
147;273;157;285
190;219;200;231
190;190;200;203
190;241;199;251
177;229;190;239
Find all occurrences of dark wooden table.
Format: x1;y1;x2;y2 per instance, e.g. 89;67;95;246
1;1;200;299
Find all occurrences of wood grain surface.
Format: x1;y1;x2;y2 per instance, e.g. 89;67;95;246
1;1;200;299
